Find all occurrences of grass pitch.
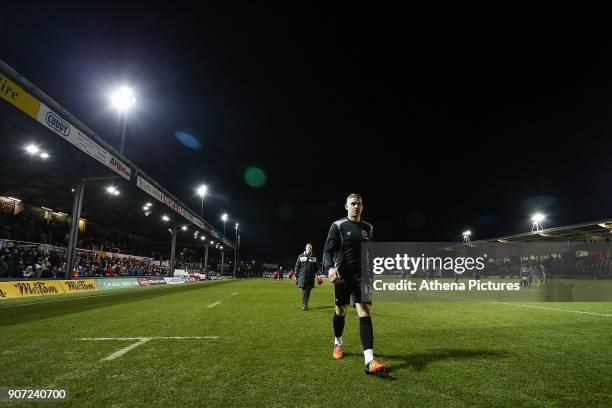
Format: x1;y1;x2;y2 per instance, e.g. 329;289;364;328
1;278;611;407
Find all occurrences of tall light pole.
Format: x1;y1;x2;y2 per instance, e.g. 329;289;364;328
196;184;207;219
198;235;206;272
205;241;214;274
220;245;225;276
234;223;239;278
110;86;136;154
65;177;121;279
221;213;228;237
462;230;472;243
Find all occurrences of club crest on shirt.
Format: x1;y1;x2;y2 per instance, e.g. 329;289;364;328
361;230;369;240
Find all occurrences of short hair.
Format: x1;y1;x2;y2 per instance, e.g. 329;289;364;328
346;193;362;202
305;242;313;247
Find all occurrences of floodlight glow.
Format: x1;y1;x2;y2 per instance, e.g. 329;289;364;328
39;152;50;159
162;215;170;222
200;236;205;240
221;213;228;222
220;246;223;249
182;226;188;231
106;186;119;195
235;223;239;228
531;213;545;223
143;206;149;210
196;184;208;197
210;241;214;245
462;230;471;237
25;144;40;155
145;202;152;207
110;86;136;111
113;190;119;196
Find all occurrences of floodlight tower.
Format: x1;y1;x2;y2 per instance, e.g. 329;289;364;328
462;230;472;243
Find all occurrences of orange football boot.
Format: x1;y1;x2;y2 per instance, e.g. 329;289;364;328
333;345;344;360
365;359;385;375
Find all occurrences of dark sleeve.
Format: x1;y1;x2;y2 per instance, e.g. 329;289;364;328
323;223;340;271
294;255;301;276
366;224;374;273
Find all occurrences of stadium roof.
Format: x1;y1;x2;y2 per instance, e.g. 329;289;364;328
0;60;234;249
477;219;612;244
443;218;612;252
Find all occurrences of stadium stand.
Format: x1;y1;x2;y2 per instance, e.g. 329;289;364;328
0;244;167;279
448;219;612;279
0;201;159;257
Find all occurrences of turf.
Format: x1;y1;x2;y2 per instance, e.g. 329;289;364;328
1;279;611;407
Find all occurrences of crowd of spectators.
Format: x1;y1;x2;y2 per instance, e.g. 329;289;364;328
0;245;168;279
0;210;160;258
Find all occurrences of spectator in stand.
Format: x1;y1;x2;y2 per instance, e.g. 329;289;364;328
23;265;34;278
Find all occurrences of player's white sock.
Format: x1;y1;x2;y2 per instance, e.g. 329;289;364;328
364;349;374;364
334;337;343;347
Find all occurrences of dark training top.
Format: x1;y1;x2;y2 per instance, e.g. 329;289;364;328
294;251;319;288
323;217;374;280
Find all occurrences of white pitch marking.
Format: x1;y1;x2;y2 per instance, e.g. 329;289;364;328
102;338;151;361
79;336;219;341
423;293;612;317
486;301;612;317
208;301;221;308
77;336;220;361
232;292;239;296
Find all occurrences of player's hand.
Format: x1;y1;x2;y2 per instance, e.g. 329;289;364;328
328;268;339;283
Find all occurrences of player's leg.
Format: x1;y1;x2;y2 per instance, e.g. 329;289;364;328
333;304;347;359
332;280;350;359
353;279;385;374
303;286;312;310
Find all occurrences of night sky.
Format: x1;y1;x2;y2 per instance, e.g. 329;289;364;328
2;5;612;264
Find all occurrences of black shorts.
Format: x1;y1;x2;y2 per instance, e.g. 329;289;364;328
334;278;371;306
